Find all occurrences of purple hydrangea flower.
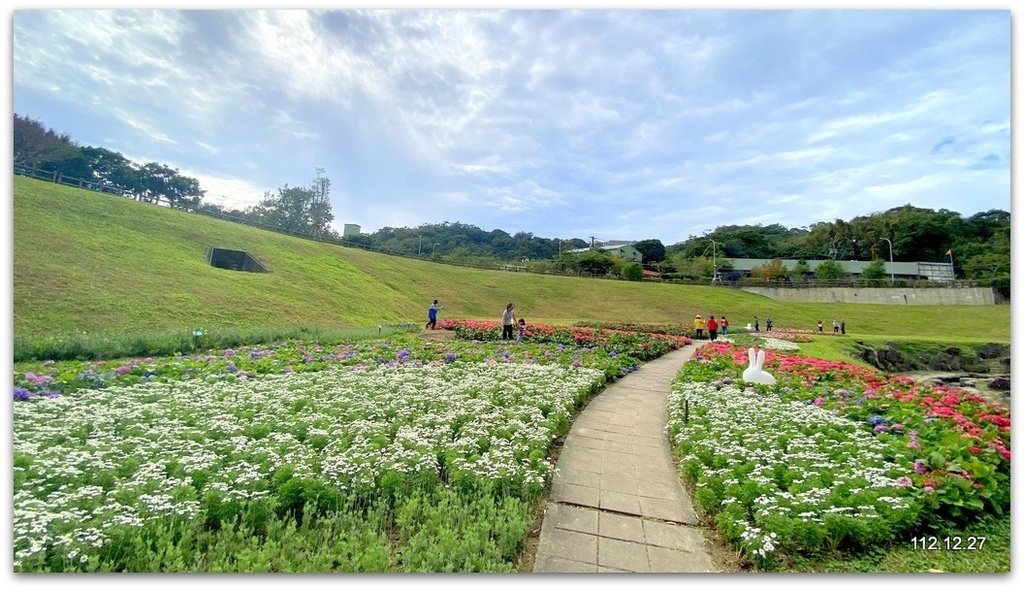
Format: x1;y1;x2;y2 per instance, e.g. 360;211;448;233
444;353;457;363
14;387;31;401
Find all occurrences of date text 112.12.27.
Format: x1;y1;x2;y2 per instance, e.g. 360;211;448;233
912;536;987;551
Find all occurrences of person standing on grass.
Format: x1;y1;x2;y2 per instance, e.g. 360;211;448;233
765;316;773;331
707;315;719;341
501;303;516;340
693;314;705;340
818;319;824;333
425;299;440;330
833;319;840;334
720;316;729;337
840;319;846;335
754;316;760;332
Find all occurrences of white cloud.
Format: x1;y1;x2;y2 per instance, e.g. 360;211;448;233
11;9;1010;246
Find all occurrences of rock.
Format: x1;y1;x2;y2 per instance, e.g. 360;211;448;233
976;343;1010;359
944;347;962;356
860;343;915;372
930;353;961;372
990;377;1011;391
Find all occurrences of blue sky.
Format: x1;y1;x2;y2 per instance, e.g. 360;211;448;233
10;6;1012;246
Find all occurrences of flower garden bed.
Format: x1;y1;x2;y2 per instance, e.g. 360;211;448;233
667;342;1010;569
12;326;688;572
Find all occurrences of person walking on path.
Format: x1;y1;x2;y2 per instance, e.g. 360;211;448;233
501;303;516;340
706;315;718;341
693;314;705;340
817;319;824;333
425;299;440;330
720;316;729;337
765;316;773;331
840;319;846;335
833;319;839;334
753;316;760;332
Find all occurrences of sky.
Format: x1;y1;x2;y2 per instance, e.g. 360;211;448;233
8;6;1012;246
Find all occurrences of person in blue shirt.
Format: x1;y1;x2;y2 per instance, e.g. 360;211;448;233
426;299;440;330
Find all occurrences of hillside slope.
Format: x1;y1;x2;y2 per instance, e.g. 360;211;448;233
13;176;1010;341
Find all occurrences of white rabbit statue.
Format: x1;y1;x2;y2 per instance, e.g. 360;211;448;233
742;347;776;385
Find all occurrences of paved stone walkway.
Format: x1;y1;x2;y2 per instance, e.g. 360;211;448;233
532;342;716;573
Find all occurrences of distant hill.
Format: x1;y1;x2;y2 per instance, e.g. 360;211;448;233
12;176;1010;342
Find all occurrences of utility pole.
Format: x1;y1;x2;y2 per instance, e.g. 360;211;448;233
418;235;423;256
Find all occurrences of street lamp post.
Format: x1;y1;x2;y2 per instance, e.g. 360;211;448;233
432;242;439;256
710;239;717;283
418;236;423;256
880;238;894;284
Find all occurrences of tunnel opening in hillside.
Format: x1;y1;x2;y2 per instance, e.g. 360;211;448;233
206;247;268;273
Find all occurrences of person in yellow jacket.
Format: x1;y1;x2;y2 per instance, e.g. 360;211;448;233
693;314;705;340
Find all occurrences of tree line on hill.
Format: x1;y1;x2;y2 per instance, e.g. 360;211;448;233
14;113;1008;294
14;114;338;238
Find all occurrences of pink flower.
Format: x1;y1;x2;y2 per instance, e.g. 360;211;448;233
895;476;914;487
907;440;922;450
924;486;935;493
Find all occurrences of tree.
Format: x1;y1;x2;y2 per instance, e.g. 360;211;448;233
577;250;616;276
79;146;137;192
861;259;888;281
750;258;788;282
247;171;336;237
631;239;666;263
791;260;811;282
814;260;845;281
13;114;78;170
620;263;644;281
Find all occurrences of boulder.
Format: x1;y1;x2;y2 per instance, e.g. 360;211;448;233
976;343;1011;359
989;377;1011;391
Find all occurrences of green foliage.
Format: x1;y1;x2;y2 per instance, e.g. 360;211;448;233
750;257;789;282
631;238;666;262
860;259;888;281
620;262;644;281
814;259;845;280
13;324;419;363
576;249;616;276
246;170;336;238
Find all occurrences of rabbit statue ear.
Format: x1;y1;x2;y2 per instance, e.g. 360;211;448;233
756;349;766;370
748;347;756;366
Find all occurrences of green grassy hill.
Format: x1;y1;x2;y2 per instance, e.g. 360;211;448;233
13;175;1011;343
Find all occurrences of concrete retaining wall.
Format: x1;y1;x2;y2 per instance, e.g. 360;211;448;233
741;286;996;305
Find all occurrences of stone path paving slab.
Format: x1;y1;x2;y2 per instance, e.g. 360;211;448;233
533;343;716;573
